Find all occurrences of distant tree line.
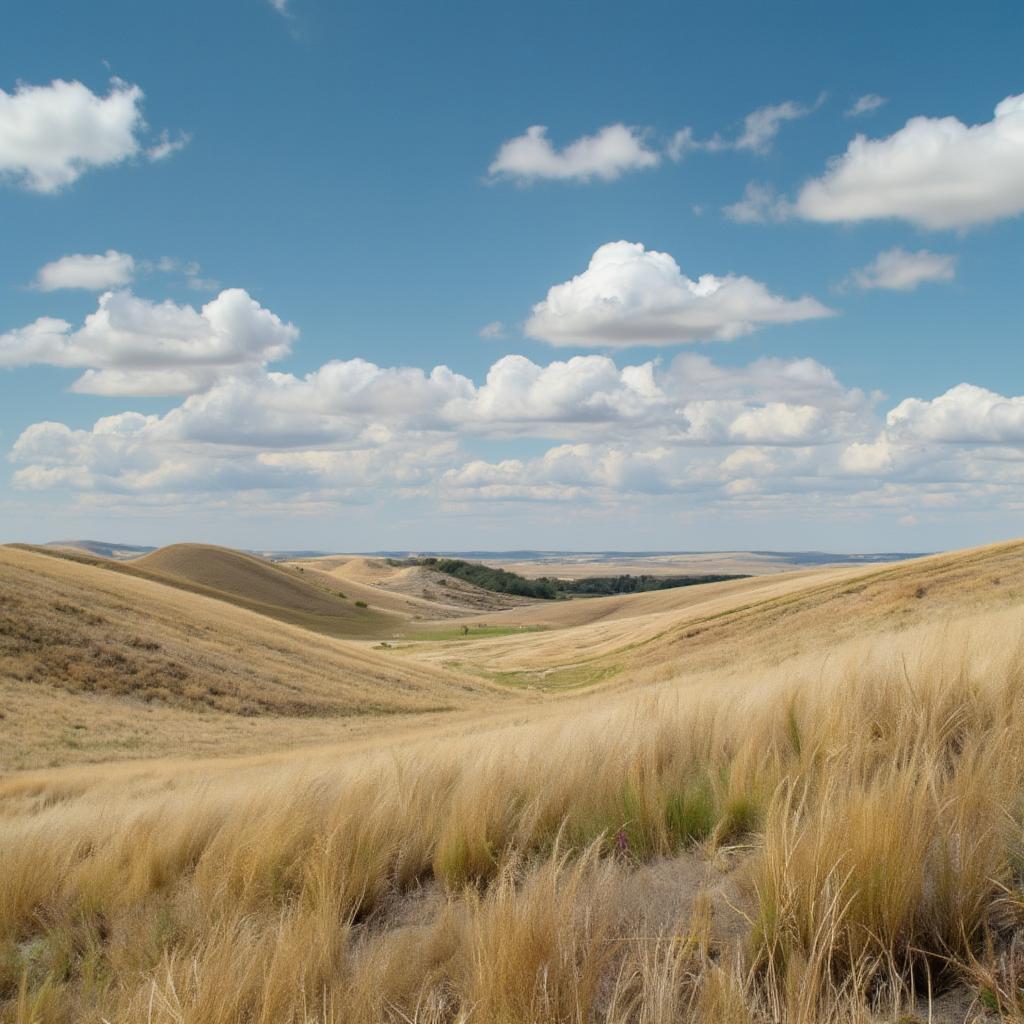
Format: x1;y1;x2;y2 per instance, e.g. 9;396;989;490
397;557;747;600
418;558;559;598
556;573;747;596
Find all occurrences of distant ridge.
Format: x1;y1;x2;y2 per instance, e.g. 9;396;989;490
45;539;156;560
41;540;931;569
361;549;929;564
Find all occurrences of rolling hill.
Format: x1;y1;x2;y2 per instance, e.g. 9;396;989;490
3;538;1024;1022
289;554;545;618
0;544;509;769
19;542;404;639
397;540;1024;688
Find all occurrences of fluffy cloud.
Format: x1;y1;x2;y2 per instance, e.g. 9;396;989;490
796;93;1024;228
845;94;887;118
0;288;296;395
839;384;1024;487
145;351;868;449
839;439;895;474
847;247;956;291
670;97;823;159
448;355;664;429
9;413;458;498
663;353;863;405
7;348;876;508
11;324;1022;522
525;241;831;347
154;360;474;447
442;444;682;501
488;124;659;183
440;440;853;507
886;384;1024;444
33;250;136;291
0;78;184;192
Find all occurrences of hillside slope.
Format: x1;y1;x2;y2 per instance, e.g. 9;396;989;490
22;543;402;639
3;541;1024;1022
294;555;543;617
0;545;508;769
404;541;1024;687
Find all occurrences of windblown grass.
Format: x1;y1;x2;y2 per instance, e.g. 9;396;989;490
4;606;1024;1020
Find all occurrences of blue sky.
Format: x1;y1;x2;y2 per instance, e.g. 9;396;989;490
1;0;1023;551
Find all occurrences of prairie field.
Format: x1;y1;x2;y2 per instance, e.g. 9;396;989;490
3;541;1024;1022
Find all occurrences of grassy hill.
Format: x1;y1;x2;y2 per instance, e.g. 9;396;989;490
291;554;546;619
3;539;1024;1021
19;542;404;640
0;545;509;769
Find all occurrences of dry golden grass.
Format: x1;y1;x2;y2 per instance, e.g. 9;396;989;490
17;543;405;639
0;545;511;769
410;541;1024;687
4;540;1024;1020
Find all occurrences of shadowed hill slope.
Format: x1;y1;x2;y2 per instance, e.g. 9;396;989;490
134;543;374;618
20;543;402;639
0;545;508;769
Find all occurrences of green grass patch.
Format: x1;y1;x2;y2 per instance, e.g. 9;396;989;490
665;775;719;846
486;661;622;693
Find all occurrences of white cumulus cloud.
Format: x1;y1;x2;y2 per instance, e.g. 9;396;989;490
0;288;296;395
6;347;878;506
525;241;831;347
886;384;1024;444
447;354;664;428
0;78;185;192
838;384;1024;488
12;300;1017;522
848;247;956;291
488;124;660;183
33;250;136;291
796;93;1024;228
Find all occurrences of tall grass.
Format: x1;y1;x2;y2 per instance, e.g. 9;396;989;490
4;613;1024;1020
